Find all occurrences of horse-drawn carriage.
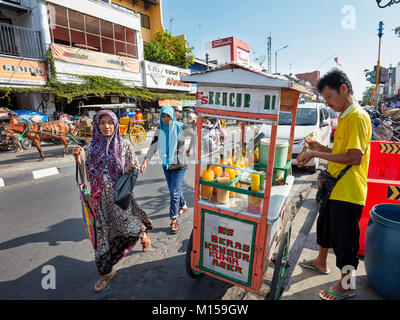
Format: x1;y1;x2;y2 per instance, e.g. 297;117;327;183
76;103;146;145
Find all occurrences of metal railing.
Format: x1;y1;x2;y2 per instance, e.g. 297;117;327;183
0;22;44;60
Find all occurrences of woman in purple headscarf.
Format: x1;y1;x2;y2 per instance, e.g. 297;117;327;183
72;110;152;292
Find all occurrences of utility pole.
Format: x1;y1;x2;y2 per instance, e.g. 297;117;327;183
371;21;384;107
267;34;272;74
169;18;174;34
275;45;289;74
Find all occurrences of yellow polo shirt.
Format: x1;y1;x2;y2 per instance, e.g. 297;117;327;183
327;103;371;206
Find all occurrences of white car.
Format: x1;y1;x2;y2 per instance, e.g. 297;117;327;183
259;102;332;173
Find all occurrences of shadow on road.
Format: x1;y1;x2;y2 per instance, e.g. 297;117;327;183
0;218;88;250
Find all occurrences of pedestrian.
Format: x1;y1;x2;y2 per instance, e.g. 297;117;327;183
140;106;196;233
72;110;153;292
296;69;371;300
135;108;144;125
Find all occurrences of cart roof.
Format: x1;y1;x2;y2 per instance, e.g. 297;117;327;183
182;62;311;94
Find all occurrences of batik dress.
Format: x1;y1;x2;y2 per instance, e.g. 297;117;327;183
87;139;152;275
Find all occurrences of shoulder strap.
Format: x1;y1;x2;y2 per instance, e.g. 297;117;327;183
76;151;88;185
334;145;369;182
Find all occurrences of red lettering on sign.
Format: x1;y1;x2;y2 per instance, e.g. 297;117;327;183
204;242;211;250
226;240;233;248
211;235;218;243
243;245;250;252
227;264;234;271
234;242;241;250
219;237;226;245
242;254;249;262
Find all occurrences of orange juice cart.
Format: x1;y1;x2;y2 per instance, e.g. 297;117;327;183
182;63;311;299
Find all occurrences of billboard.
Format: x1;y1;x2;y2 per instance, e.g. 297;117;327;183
0;57;47;86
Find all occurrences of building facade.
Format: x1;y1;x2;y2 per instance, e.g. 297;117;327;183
0;0;48;111
204;37;251;67
109;0;163;44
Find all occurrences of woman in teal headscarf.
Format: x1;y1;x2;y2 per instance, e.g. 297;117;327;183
141;106;196;233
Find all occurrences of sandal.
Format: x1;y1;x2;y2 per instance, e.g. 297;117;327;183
319;287;356;300
94;270;116;292
298;259;330;275
141;231;151;252
178;204;188;216
171;219;180;233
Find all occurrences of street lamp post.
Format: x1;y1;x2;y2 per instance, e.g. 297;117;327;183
275;45;289;74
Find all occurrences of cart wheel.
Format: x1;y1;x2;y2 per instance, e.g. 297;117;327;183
186;231;202;278
0;144;9;151
129;125;146;145
268;222;291;300
21;138;32;149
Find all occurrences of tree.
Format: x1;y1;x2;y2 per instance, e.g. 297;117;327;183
144;29;194;68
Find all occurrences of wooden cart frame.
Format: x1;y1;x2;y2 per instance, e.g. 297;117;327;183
182;63;311;299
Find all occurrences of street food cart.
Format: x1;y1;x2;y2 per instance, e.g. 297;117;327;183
182;63;311;299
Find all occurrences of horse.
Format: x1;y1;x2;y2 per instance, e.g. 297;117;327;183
7;120;71;160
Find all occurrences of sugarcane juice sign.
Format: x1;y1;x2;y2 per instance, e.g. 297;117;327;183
200;210;256;286
196;86;281;115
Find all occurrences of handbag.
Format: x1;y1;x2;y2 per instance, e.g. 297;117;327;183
316;165;351;211
113;168;139;210
76;152;97;250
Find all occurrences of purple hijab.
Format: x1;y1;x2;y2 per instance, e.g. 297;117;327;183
88;110;124;208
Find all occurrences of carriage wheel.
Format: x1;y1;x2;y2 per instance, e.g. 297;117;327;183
220;118;226;128
129;125;146;145
268;222;292;300
21;138;32;149
186;231;202;278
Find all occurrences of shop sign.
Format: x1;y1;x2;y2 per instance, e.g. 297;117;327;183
212;37;233;48
200;210;256;286
144;60;191;92
52;43;140;74
196;85;281;115
0;56;47;86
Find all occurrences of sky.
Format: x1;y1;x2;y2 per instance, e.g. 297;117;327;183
162;0;400;101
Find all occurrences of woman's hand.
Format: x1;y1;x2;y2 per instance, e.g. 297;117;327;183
140;159;148;174
126;164;136;173
72;146;83;166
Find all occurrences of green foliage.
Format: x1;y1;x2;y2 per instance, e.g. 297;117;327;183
144;29;194;68
0;75;194;105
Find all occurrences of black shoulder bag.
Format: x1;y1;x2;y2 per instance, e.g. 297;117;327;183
316;165;351;211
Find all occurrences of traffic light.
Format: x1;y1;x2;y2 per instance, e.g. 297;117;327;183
365;70;376;84
378;21;384;37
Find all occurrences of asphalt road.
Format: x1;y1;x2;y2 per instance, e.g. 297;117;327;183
0;153;319;300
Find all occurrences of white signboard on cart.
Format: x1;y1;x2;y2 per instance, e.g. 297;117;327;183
196;85;281;115
200;210;257;286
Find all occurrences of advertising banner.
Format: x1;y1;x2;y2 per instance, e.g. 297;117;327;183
0;56;47;86
51;43;140;74
144;60;191;92
200;210;257;286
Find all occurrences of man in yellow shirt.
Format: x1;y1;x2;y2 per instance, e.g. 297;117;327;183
297;69;371;300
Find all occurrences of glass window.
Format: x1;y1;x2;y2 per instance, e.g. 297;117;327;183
101;20;113;39
125;28;136;45
52;25;70;45
53;4;68;27
140;14;150;29
70;30;86;46
127;44;137;58
86;34;100;50
114;24;125;42
101;37;114;54
279;108;317;126
115;41;126;55
85;16;99;35
68;10;85;32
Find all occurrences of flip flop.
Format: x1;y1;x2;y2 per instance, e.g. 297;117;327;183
298;259;330;275
94;271;116;292
319;287;356;300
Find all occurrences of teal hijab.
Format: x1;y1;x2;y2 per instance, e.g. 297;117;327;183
158;106;184;169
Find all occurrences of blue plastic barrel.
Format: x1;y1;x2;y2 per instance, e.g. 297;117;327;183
364;204;400;299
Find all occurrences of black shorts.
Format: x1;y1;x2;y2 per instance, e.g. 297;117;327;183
317;199;363;270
